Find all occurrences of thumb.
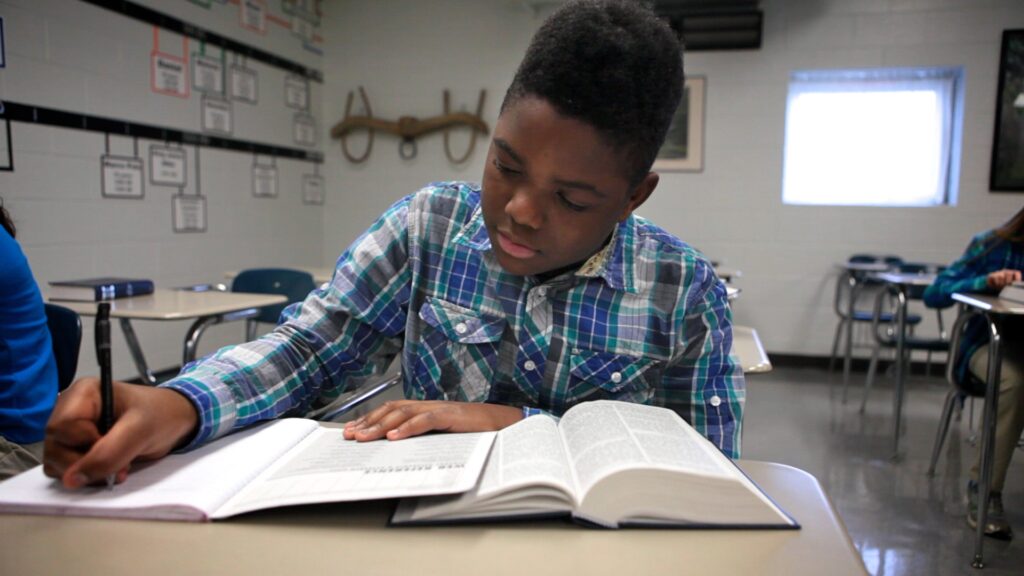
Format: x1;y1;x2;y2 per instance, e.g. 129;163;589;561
62;414;146;488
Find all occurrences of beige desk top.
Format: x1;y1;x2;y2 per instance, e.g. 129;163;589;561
225;267;335;285
49;289;288;320
953;292;1024;315
0;460;866;576
733;325;772;373
873;271;937;287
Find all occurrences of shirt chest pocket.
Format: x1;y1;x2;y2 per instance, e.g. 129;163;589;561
566;348;660;403
413;297;506;401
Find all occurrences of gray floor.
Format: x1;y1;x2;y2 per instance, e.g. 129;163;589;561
743;365;1023;576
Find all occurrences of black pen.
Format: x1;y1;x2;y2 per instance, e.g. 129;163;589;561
96;302;115;490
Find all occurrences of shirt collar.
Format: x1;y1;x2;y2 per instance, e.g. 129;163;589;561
453;206;639;294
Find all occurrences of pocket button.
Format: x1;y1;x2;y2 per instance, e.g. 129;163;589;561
455;322;468;335
523;360;537;371
610;371;622;384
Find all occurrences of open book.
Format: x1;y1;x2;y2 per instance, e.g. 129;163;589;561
1000;281;1024;304
0;419;495;522
392;400;798;529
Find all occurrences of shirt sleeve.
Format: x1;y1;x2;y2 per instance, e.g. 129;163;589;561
160;196;414;449
923;233;995;309
656;263;745;459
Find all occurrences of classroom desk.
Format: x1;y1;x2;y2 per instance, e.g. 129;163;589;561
225;266;335;286
0;459;866;576
715;265;741;283
871;271;937;457
733;325;772;373
50;290;288;385
951;293;1024;568
726;285;740;300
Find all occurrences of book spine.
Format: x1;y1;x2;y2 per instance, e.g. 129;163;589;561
94;280;155;300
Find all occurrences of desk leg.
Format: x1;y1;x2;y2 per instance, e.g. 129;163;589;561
183;315;222;365
892;287;907;457
842;274;860;394
973;317;1003;569
119;319;157;386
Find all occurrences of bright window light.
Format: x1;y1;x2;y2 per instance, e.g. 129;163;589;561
782;68;963;207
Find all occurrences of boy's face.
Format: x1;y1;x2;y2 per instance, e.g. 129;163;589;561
481;97;658;277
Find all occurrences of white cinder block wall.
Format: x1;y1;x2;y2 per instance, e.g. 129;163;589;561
0;0;325;379
320;0;1024;358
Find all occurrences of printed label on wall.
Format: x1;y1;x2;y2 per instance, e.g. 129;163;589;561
303;174;324;205
285;75;309;110
252;164;278;197
101;155;145;199
150;146;187;187
293;113;316;146
151;52;189;98
240;0;267;34
201;95;233;134
193;53;224;94
229;65;258;104
173;195;207;233
292;16;315;42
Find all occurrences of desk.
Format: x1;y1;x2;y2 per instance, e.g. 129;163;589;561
952;293;1024;568
872;272;937;456
715;265;742;283
0;460;866;576
733;325;772;373
51;290;287;385
225;266;335;286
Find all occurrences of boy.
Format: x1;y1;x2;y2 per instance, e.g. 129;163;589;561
44;0;744;489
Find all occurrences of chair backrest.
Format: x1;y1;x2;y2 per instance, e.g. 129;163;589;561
231;268;316;325
44;303;82;393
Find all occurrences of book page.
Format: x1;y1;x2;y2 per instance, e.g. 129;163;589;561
215;428;495;518
560;401;733;496
0;418;318;521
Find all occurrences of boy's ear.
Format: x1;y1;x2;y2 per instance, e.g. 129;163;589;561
619;172;659;222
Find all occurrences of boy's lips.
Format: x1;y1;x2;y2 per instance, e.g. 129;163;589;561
496;231;538;259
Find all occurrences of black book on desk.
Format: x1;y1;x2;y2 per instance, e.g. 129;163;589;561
48;277;155;302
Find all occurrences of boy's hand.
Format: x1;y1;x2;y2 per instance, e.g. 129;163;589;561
986;269;1021;290
43;378;199;489
343;401;523;441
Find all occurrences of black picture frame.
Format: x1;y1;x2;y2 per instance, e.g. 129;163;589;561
990;29;1024;192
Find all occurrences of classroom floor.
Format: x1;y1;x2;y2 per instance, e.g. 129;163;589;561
744;365;1024;576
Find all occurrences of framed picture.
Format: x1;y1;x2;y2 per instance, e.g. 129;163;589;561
654;76;706;173
990;29;1024;192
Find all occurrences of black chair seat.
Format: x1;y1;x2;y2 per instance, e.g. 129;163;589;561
850;310;922;324
44;303;82;392
875;336;949;352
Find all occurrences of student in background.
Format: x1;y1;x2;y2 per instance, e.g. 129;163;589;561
924;205;1024;540
0;201;59;481
44;0;744;488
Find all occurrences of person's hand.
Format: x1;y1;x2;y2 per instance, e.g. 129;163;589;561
986;269;1022;290
343;401;522;441
43;378;199;489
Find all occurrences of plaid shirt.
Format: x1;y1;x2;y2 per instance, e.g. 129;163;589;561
163;182;745;457
924;230;1024;382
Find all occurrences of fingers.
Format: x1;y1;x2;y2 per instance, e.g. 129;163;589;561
343;401;449;442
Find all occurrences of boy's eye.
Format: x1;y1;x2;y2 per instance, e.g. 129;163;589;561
493;158;521;175
557;191;588;212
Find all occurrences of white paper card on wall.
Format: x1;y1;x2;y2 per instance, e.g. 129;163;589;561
101;155;144;199
285;75;309;110
151;53;189;98
240;0;267;33
293;113;316;146
291;16;315;42
150;146;187;187
229;65;258;104
303;174;324;205
252;164;278;198
193;54;224;94
173;195;207;233
202;95;233;135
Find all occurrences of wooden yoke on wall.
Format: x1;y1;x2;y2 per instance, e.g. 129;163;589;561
330;87;488;163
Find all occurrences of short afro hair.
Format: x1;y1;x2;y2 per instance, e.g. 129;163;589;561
502;0;683;185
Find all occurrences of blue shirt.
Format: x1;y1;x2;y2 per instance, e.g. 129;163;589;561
163;183;745;457
924;230;1024;382
0;228;58;444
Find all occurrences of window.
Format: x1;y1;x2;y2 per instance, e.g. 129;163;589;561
781;67;964;207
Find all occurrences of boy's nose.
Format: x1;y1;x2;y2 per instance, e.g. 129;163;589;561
505;189;543;230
